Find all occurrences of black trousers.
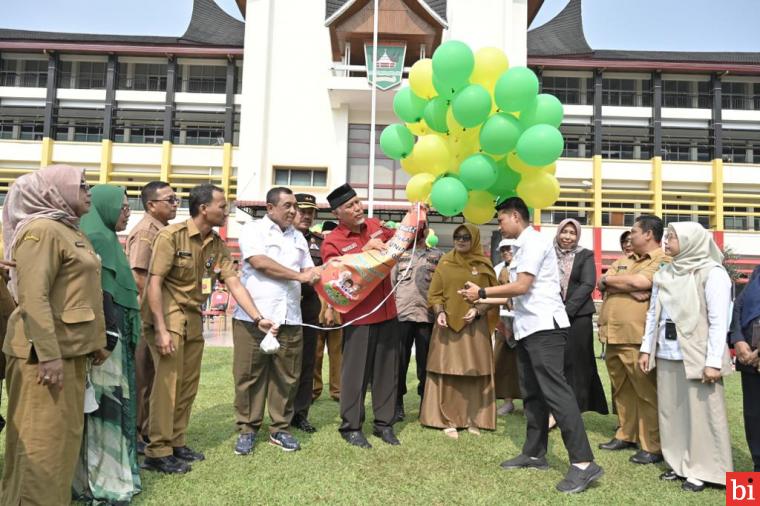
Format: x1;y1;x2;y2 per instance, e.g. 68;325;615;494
397;321;432;404
339;319;399;433
517;325;594;463
741;372;760;472
292;325;318;420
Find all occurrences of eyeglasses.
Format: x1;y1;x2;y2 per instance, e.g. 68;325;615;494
453;234;472;242
150;197;179;205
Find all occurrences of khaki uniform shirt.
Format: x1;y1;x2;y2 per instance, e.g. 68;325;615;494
126;213;164;272
598;248;670;345
4;219;106;361
141;219;237;340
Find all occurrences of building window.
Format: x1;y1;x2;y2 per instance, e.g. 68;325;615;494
541;76;590;105
182;65;227;93
662;80;711;108
273;167;327;187
118;63;168;91
59;61;106;89
602;78;651;107
347;124;410;201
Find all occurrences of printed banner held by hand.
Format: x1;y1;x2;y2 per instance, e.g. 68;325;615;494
315;204;427;314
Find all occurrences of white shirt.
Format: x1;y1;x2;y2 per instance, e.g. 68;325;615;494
233;215;314;325
509;226;570;340
640;266;731;369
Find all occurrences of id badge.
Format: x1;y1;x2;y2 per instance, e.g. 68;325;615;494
202;276;212;295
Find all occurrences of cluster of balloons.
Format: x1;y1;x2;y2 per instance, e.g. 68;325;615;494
379;41;564;224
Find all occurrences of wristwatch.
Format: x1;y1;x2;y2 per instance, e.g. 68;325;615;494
478;287;487;300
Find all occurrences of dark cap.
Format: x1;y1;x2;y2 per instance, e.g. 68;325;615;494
295;193;318;210
326;183;357;210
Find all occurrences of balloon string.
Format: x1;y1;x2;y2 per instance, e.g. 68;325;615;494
282;202;422;331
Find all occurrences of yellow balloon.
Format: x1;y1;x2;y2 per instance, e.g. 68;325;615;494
506;150;543;177
463;190;496;224
409;58;436;100
400;153;423;175
516;172;561;209
406;119;430;136
413;135;450;177
471;47;509;92
406;172;436;203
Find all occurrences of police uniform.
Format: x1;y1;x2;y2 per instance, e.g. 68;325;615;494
1;219;105;506
142;218;237;459
291;193;322;429
125;212;165;441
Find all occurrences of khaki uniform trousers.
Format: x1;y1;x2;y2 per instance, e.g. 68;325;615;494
233;320;303;434
145;324;205;458
1;355;87;506
313;328;342;401
134;337;155;439
606;343;660;453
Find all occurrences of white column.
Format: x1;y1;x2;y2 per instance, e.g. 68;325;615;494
237;0;275;202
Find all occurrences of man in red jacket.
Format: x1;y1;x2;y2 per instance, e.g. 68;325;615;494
321;184;400;449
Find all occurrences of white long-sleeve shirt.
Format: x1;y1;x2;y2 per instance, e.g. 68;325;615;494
640;266;731;369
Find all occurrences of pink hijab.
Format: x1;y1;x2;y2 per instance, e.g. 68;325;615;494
2;164;84;297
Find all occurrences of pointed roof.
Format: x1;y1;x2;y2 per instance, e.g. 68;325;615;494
527;0;591;56
528;0;760;69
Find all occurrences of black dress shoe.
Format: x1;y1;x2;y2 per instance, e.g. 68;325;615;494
292;414;317;433
372;427;400;446
341;430;372;449
629;450;663;465
659;470;680;481
141;455;191;474
173;446;205;462
598;438;637;451
682;480;706;492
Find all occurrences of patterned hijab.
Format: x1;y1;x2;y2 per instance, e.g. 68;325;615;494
554;218;583;300
2;164;84;298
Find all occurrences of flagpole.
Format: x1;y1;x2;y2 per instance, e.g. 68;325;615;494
367;0;379;218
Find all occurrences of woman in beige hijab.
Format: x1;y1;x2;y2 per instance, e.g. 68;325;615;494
638;222;733;492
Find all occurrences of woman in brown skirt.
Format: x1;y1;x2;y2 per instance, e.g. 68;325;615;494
420;224;499;439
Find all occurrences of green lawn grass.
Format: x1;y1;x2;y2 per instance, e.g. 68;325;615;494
1;345;750;505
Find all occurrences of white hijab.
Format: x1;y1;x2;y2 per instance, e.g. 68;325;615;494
654;222;724;335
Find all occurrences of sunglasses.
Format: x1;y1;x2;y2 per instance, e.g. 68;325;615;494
453;234;472;242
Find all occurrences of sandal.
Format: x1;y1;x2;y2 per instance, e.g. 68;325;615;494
443;428;459;439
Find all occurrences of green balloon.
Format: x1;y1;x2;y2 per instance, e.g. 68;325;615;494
432;40;474;87
393;86;428;123
494;67;539;112
479;113;522;155
379;123;415;160
452;84;492;128
519;93;564;129
459;153;498;190
516;124;564;166
430;176;469;217
488;161;522;196
423;97;449;134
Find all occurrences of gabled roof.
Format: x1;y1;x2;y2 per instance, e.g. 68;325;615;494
528;0;760;69
0;0;244;49
326;0;447;24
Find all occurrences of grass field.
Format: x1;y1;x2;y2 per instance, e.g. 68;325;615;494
0;345;750;505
